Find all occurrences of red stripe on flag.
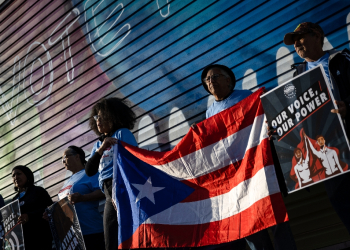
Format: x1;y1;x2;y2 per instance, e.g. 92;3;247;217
119;193;288;249
121;89;265;165
181;138;273;202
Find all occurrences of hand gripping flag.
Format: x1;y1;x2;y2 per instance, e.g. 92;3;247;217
112;88;288;249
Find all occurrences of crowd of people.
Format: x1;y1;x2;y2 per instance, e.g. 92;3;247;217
0;22;350;250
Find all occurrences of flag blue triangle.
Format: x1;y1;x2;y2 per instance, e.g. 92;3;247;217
113;142;195;244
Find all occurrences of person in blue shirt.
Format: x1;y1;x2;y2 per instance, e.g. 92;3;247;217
196;64;296;250
85;98;138;250
59;145;105;250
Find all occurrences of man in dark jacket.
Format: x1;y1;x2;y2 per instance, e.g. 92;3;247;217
284;22;350;234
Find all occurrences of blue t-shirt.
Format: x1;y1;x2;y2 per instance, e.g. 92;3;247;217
307;52;341;100
90;128;138;190
206;90;253;118
307;52;330;82
58;170;103;235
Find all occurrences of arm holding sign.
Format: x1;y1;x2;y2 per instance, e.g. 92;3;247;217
331;100;346;118
306;137;321;158
68;189;104;204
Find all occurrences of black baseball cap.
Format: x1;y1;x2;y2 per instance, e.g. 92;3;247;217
284;22;324;45
201;64;236;94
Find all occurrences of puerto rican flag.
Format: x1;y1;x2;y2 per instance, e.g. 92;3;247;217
112;88;288;249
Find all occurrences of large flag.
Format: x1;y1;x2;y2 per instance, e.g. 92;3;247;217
112;88;288;249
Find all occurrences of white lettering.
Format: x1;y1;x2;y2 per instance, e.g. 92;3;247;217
320;92;328;103
84;1;131;57
48;8;79;85
315;96;321;106
294;100;300;109
67;228;72;240
277;127;283;136
308;88;315;98
276;115;282;125
281;111;288;121
306;100;315;112
288;104;294;114
22;42;54;106
282;122;288;132
271;120;277;128
287;118;294;128
301;107;307;117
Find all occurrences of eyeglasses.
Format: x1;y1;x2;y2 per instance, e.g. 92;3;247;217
62;154;76;164
203;74;226;84
93;115;102;121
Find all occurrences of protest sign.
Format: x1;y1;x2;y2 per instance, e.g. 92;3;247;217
0;200;24;250
261;65;350;193
46;197;85;250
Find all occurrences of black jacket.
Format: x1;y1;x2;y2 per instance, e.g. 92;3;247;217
293;49;350;138
12;186;53;250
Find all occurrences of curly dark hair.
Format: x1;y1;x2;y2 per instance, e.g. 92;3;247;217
89;97;136;136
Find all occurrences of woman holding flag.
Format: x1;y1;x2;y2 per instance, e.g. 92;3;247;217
85;97;138;250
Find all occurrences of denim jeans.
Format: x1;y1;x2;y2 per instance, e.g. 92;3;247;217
104;178;119;250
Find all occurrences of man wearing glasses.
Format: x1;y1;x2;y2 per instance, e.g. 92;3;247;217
203;64;251;118
198;64;296;250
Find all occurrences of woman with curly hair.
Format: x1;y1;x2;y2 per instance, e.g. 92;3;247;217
85;97;138;250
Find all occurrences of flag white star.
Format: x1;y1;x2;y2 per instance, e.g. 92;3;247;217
131;177;165;204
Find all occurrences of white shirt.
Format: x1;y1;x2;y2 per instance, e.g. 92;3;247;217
307;138;343;175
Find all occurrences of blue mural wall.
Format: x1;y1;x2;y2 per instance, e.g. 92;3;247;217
0;2;350;245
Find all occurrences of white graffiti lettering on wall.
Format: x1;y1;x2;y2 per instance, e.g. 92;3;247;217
1;0;152;125
84;1;131;57
48;8;81;85
0;0;174;125
156;0;171;18
1;8;80;125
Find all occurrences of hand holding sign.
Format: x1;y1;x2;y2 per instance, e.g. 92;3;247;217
17;214;29;225
68;193;84;204
331;100;347;118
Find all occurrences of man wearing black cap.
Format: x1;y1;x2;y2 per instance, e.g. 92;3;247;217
200;64;296;250
284;22;350;234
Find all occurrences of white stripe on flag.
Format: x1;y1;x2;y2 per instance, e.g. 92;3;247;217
144;164;279;225
153;114;267;180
